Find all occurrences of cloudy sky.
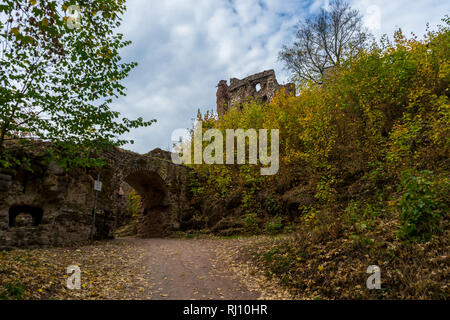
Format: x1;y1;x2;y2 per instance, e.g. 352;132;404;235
111;0;449;153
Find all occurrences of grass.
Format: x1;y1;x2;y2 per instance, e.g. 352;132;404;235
0;282;26;300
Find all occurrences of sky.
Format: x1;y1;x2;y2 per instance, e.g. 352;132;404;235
110;0;450;154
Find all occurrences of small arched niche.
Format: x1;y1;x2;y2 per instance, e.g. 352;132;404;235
9;205;43;228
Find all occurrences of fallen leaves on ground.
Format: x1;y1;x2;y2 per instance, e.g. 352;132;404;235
0;239;151;300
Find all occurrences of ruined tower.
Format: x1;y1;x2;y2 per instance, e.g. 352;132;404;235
216;69;295;116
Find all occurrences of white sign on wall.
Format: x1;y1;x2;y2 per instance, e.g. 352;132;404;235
94;180;102;192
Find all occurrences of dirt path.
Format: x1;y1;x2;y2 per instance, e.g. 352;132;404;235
134;238;260;300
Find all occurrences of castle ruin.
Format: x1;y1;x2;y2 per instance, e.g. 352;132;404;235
216;69;295;116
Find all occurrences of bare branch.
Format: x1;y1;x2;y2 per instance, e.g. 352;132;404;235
279;0;372;84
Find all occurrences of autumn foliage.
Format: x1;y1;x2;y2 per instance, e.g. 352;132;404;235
186;20;449;298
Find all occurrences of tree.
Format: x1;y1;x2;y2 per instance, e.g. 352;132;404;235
0;0;155;169
279;0;372;84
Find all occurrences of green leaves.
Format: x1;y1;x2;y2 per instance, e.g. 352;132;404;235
0;0;155;169
397;170;448;242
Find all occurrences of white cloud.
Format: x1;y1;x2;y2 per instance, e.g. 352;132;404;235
349;0;449;39
111;0;449;154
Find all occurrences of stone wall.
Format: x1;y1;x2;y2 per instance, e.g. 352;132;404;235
0;146;191;249
0;164;98;249
216;69;295;115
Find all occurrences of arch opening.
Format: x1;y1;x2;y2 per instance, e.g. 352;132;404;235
9;205;43;228
123;170;169;238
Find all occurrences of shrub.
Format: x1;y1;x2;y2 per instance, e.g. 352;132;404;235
396;170;447;241
265;196;280;216
243;213;260;234
265;216;284;235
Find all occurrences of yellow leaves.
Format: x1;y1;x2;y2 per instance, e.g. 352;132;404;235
97;47;112;59
41;18;49;27
387;200;396;207
29;0;37;5
438;60;450;80
23;35;36;46
0;241;156;300
10;27;20;36
318;265;324;272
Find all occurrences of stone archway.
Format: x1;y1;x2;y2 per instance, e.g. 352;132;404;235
100;147;191;240
124;170;169;238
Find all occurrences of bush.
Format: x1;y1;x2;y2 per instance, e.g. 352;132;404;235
243;213;260;234
265;196;280;216
265;216;284;235
396;170;448;241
